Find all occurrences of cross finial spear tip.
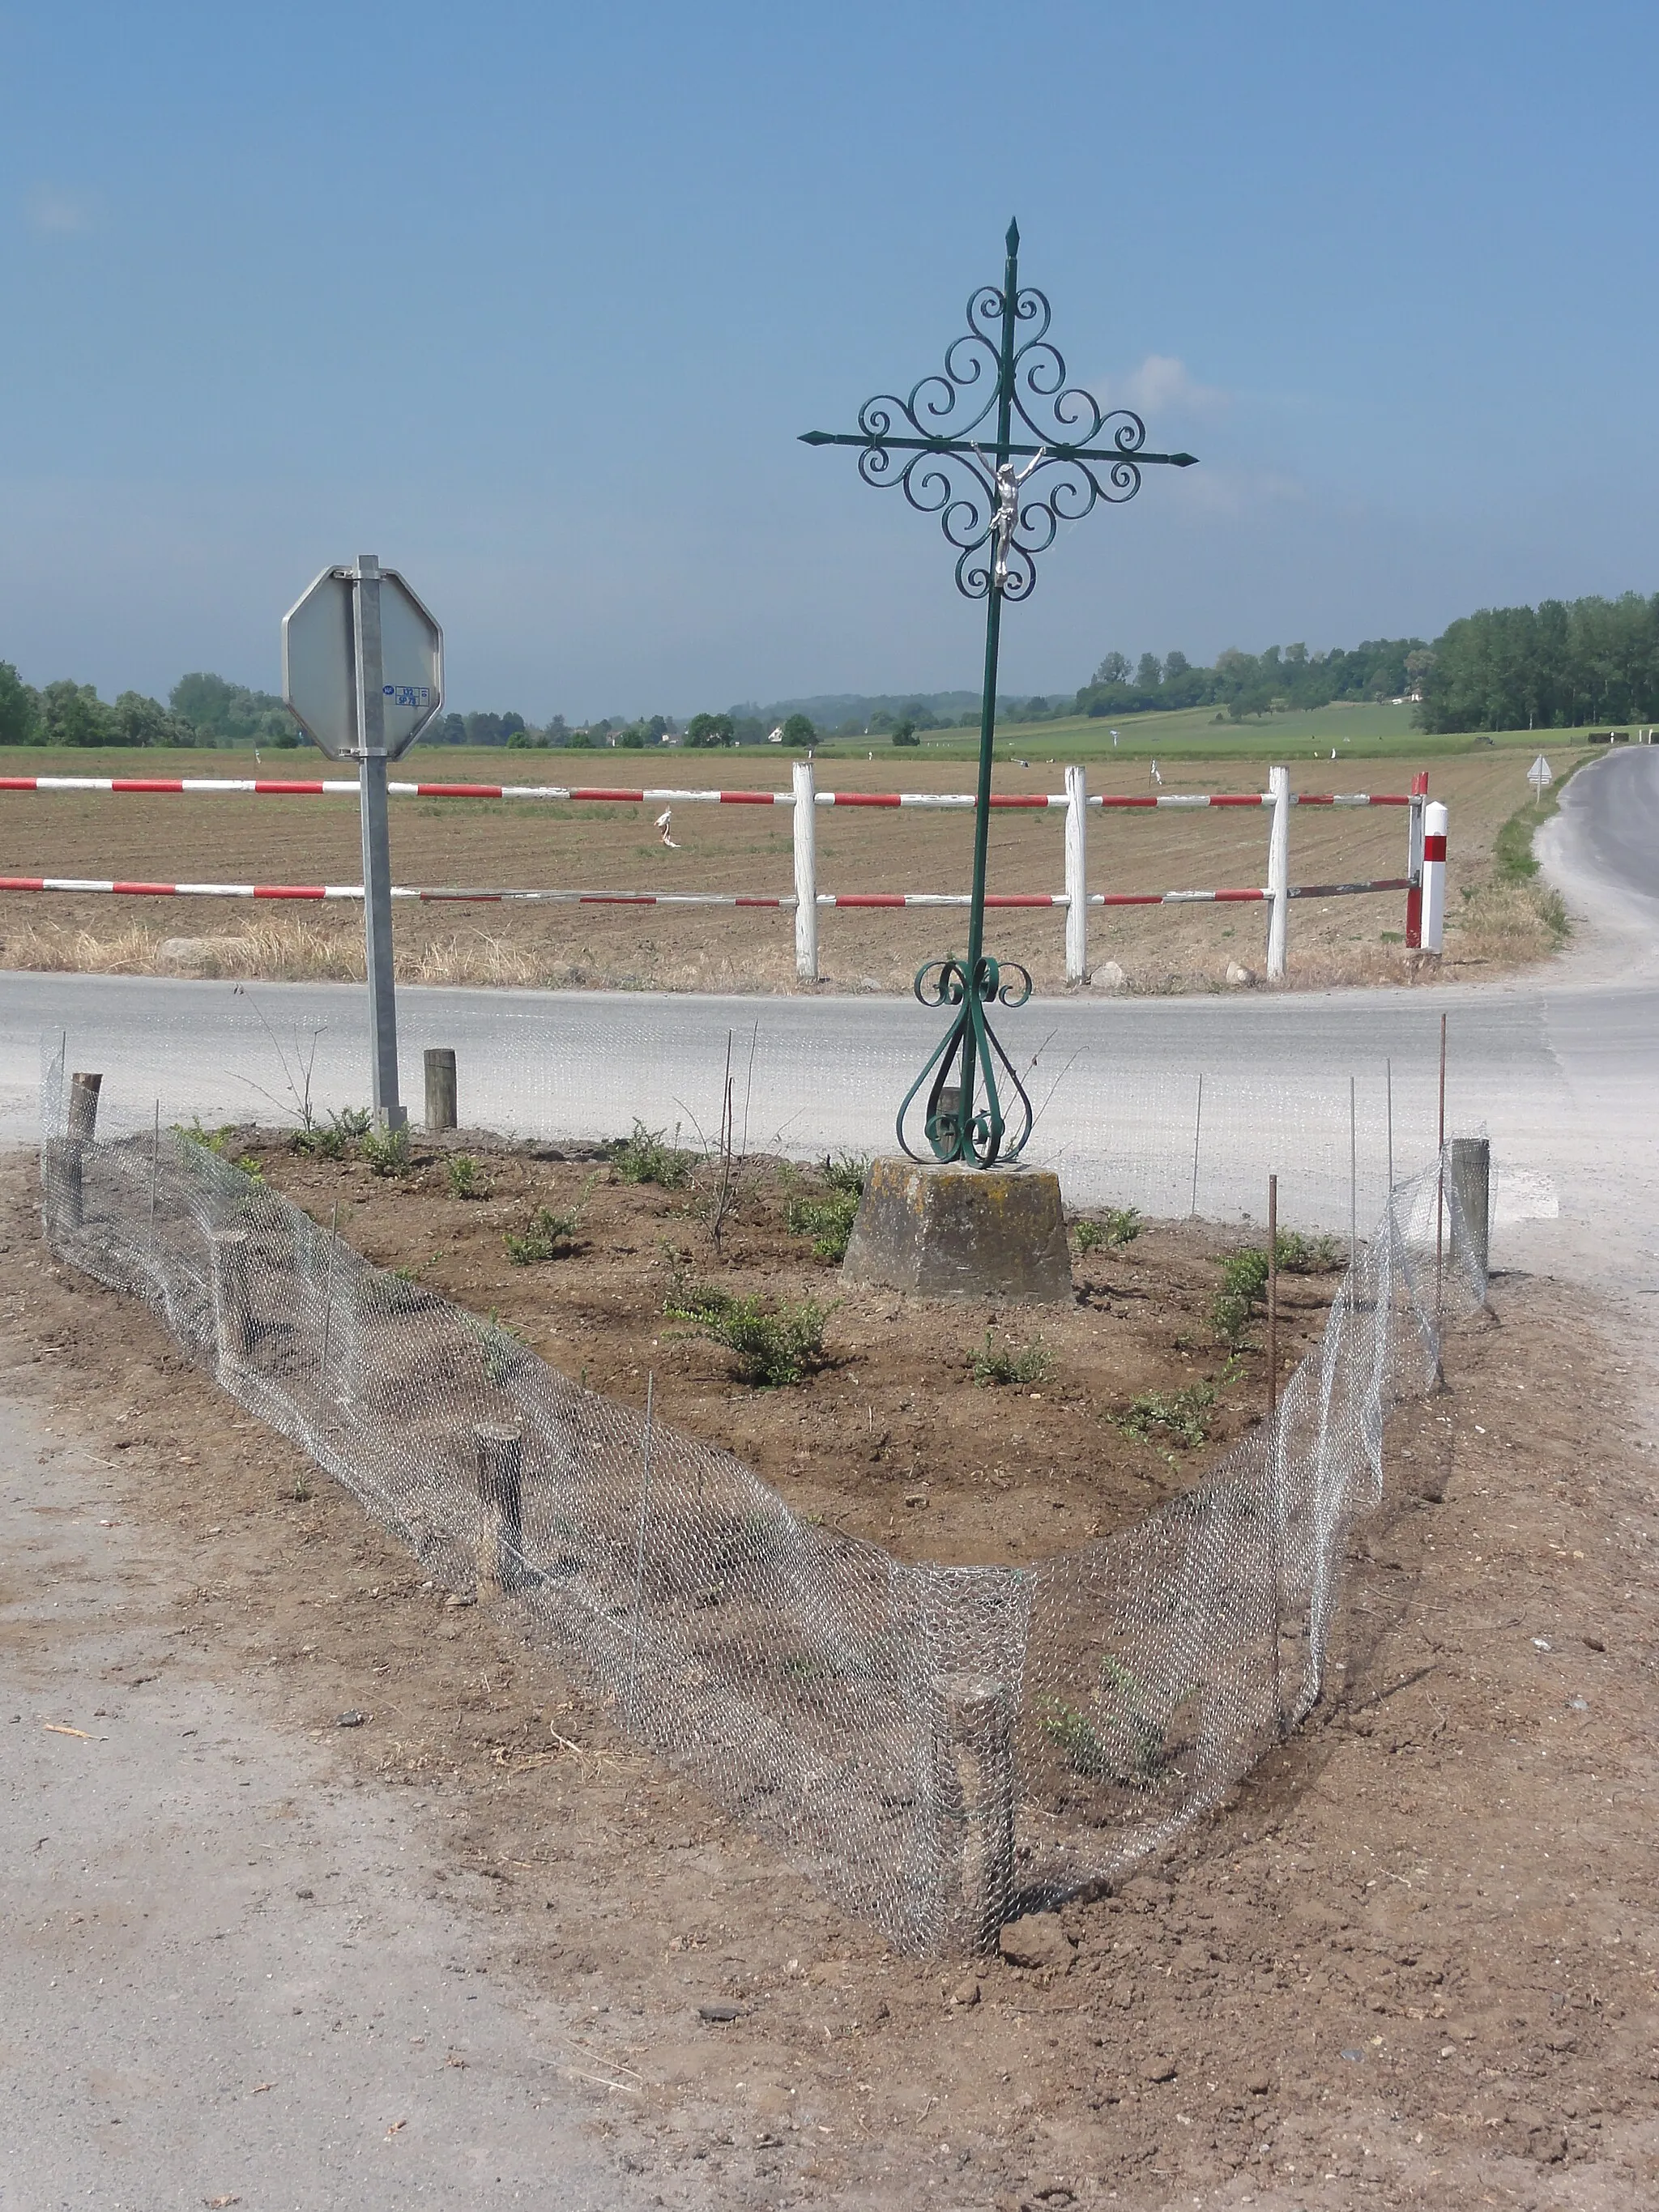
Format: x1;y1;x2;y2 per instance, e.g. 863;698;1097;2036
1006;216;1019;254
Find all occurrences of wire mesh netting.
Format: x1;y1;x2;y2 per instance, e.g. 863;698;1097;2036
38;1036;1485;1957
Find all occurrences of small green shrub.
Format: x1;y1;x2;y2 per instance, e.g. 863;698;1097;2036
972;1332;1053;1387
446;1153;491;1200
293;1106;372;1160
1038;1655;1197;1791
1272;1229;1341;1273
821;1150;872;1198
177;1119;241;1157
1211;1244;1269;1342
611;1119;693;1188
359;1122;412;1178
503;1183;591;1264
666;1279;829;1387
1074;1206;1141;1253
467;1308;526;1384
1211;1228;1341;1340
1119;1383;1214;1451
787;1188;859;1263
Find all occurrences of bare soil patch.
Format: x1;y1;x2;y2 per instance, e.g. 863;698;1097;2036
8;1150;1657;2211
226;1123;1342;1568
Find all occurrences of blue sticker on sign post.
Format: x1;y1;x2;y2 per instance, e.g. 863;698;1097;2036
384;684;431;709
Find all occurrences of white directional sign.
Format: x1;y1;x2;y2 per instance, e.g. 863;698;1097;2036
1527;753;1554;791
281;562;443;761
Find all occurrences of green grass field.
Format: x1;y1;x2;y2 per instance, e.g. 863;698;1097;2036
0;710;1609;786
818;701;1606;763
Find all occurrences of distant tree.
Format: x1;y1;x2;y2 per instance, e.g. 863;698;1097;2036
0;662;40;745
891;718;920;747
685;711;735;748
500;711;526;739
1092;651;1132;687
1134;652;1163;693
464;711;505;746
618;722;647;748
168;671;291;745
780;712;815;748
169;671;240;732
566;727;595;748
40;679;115;748
112;690;197;748
507;727;533;748
543;714;569;744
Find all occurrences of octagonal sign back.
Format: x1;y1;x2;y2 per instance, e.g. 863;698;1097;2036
281;564;444;761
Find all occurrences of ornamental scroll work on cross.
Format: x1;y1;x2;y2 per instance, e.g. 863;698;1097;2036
800;221;1198;1170
799;222;1197;605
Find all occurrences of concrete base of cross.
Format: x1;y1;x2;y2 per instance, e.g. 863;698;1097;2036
841;1157;1073;1303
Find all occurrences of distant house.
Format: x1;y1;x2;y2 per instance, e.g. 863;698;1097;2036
659;731;682;746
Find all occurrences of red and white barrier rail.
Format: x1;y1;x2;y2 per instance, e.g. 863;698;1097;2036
0;772;1413;808
2;757;1439;978
0;874;1420;911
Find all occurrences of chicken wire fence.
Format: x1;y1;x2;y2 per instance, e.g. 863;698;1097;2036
38;1037;1484;1958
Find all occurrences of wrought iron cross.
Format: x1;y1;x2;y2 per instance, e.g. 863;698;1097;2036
801;219;1196;1167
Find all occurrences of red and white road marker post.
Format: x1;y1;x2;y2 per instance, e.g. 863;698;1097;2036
1421;799;1448;955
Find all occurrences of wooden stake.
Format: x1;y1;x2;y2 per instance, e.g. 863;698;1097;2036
475;1423;526;1595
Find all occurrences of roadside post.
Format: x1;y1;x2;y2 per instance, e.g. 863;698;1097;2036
1528;753;1554;808
1421;799;1448;956
281;556;443;1127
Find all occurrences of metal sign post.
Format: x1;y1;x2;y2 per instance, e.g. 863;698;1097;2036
352;556;400;1124
282;554;443;1128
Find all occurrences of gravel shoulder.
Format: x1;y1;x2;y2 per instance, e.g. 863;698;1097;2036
0;1204;711;2210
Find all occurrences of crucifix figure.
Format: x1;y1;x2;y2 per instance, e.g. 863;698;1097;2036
801;220;1196;1167
983;445;1047;591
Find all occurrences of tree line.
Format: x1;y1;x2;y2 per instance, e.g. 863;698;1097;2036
1073;638;1431;722
6;588;1658;748
1413;592;1659;731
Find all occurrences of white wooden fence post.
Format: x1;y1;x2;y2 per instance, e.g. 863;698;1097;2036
792;757;818;982
1421;799;1448;954
1266;764;1290;981
1063;764;1088;984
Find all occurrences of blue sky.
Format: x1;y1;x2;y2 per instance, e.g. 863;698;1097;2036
2;0;1654;720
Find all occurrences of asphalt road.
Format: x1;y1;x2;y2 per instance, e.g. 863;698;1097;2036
1543;740;1659;933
